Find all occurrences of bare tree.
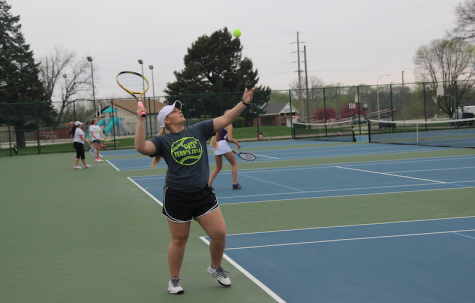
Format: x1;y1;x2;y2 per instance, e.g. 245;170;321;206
413;38;475;117
38;46;96;124
452;0;475;40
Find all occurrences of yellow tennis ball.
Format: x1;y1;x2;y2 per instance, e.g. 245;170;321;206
233;29;241;38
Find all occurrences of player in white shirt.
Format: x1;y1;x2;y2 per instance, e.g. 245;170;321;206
69;121;92;169
89;119;107;162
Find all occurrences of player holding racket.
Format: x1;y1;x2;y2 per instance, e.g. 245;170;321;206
69;121;92;170
209;110;242;190
135;87;256;294
88;119;106;162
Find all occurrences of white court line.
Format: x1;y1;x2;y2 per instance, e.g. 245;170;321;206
200;237;286;303
220;181;469;200
334;165;447;184
252;153;280;159
385;166;475;173
240;174;305;192
454;232;475;241
127;177;163;206
224;229;475;251
225;216;475;237
220;183;475;205
106;160;120;171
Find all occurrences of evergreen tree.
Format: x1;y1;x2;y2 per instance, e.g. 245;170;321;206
0;0;56;147
164;27;270;120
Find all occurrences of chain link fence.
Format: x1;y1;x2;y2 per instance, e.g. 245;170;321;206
2;81;474;156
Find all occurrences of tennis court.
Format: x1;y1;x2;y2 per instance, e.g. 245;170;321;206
1;139;475;302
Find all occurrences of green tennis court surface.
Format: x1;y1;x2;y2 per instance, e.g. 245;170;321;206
1;141;475;302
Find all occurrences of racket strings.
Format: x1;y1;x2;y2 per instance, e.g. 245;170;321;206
117;73;148;94
240;153;256;161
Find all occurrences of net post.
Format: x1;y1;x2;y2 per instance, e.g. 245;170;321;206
352;126;356;142
416;122;419;145
368;120;372;143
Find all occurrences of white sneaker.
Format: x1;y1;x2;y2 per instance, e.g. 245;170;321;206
84;164;92;168
207;265;231;286
74;166;81;170
94;159;103;163
168;276;184;294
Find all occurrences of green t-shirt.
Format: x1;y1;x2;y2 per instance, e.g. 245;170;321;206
149;119;214;193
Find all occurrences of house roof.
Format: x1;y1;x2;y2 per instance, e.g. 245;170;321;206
105;99;166;114
261;102;300;116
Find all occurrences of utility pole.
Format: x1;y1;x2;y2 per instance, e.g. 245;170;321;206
304;45;310;123
297;32;302;121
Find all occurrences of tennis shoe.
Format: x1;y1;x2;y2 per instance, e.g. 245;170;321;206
207;265;231;286
94;158;103;162
74;166;81;170
232;183;242;190
84;164;92;168
168;276;184;294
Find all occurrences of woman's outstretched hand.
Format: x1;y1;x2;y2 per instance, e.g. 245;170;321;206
243;87;257;104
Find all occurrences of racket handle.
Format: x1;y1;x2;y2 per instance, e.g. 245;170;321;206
137;102;147;117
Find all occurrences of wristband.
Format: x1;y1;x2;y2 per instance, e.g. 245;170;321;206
241;100;250;106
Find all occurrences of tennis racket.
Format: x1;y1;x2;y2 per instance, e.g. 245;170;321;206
116;71;150;117
233;151;256;161
89;145;98;158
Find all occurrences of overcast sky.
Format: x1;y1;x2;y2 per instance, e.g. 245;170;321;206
9;0;463;101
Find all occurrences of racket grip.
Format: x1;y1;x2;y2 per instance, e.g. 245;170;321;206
137;102;147;117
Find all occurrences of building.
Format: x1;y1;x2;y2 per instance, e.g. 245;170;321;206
104;99;166;123
249;102;300;127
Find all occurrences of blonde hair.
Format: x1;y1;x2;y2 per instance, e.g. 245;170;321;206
211;132;220;149
150;127;167;168
211;110;231;149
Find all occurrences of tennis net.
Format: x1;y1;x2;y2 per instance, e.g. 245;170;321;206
293;120;356;142
368;118;475;148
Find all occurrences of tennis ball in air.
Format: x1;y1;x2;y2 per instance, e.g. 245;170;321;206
233;29;241;38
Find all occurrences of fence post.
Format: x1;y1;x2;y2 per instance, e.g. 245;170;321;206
111;99;116;150
289;90;293;138
185;95;188;126
148;97;153;137
357;86;361;135
6;103;12;156
220;94;223;116
323;88;328;136
423;82;427;130
455;80;459;119
35;101;41;154
390;84;394;133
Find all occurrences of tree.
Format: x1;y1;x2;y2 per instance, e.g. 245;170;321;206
164;27;270;120
413;38;475;117
269;90;290;103
313;107;336;121
289;75;325;121
452;0;475;40
0;0;56;147
38;46;96;125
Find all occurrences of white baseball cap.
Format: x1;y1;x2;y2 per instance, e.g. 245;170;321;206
158;101;182;127
74;121;83;126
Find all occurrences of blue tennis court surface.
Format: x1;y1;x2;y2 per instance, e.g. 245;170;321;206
203;217;475;302
109;144;452;171
129;155;475;205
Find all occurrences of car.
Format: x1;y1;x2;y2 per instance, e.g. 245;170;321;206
450;112;474;126
353;118;367;125
378;118;396;129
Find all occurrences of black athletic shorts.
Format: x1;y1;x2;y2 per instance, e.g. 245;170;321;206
92;140;101;144
162;185;219;223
